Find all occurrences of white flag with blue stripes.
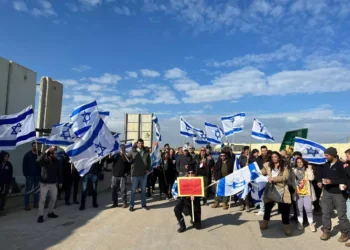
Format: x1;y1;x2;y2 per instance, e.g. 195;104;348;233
250;175;268;203
205;122;225;145
99;111;110;122
251;118;274;142
294;137;326;165
221;112;245;136
66;112;118;176
0;106;36;150
180;117;196;137
216;162;261;197
193;128;209;145
152;113;162;142
70;100;99;137
151;141;162;169
125;142;132;153
46;123;75;146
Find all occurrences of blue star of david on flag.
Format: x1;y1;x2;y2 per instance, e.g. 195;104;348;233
257;121;265;132
94;142;107;157
306;147;319;156
214;129;221;140
60;124;72;140
11;123;22;135
81;111;91;125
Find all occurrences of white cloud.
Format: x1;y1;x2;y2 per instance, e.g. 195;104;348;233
208;44;302;67
89;73;122;84
58;79;79;86
126;71;138;78
79;0;102;6
13;1;28;12
128;89;150;97
13;0;56;17
72;65;92;72
140;69;160;77
86;84;102;91
66;3;79;12
164;67;187;79
114;6;134;16
175;66;350;103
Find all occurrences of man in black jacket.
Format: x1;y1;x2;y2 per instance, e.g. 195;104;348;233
194;147;215;206
317;147;349;242
37;147;62;223
212;151;235;210
109;144;131;208
176;145;192;177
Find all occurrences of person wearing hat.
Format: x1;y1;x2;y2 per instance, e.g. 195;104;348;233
176;145;193;177
108;144;131;208
173;163;201;233
317;147;349;243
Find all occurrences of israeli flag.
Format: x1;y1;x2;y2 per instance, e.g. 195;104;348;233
70;100;99;137
37;137;48;144
221;113;245;136
171;180;178;199
193;128;209;145
205;122;225;145
45;123;75;146
250;175;268;203
294;137;326;164
125;142;132;153
180;117;196;137
233;156;241;172
0;106;36;150
152;113;162;142
151;141;162;169
66;112;118;176
251;118;274;142
216;162;261;197
99;111;110;122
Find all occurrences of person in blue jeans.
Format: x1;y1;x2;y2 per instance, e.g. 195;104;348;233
127;139;151;212
79;161;102;211
22;142;41;210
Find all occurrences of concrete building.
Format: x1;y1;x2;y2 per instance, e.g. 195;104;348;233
36;77;63;135
124;114;153;148
0;56;37;184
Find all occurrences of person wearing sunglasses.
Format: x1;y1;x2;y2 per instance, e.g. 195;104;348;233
194;147;215;206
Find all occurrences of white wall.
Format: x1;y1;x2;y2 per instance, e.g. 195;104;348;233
0;57;37;184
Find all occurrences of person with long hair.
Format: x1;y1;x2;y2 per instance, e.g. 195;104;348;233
161;151;177;199
260;151;292;236
0;151;13;216
290;157;316;232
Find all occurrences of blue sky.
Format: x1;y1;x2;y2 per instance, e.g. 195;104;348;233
1;0;350;145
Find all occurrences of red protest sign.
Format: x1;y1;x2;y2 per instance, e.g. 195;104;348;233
177;177;204;197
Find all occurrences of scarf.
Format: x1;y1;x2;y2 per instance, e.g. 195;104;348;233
295;167;308;196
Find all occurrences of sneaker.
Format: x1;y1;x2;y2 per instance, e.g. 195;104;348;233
37;216;44;223
122;203;128;209
142;206;150;210
47;212;58;219
256;211;264;216
297;223;304;231
129;207;135;212
239;205;245;211
310;223;316;232
245;207;251;213
111;203;118;208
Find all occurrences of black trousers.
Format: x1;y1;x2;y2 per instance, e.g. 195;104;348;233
264;202;290;225
174;197;201;228
65;177;80;203
0;183;10;211
240;192;251;208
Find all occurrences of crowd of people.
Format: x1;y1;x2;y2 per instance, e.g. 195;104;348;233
1;139;350;247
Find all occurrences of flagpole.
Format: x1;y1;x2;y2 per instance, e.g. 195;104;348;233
191;196;195;223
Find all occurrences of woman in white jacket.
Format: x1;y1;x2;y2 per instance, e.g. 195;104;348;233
290;157;316;232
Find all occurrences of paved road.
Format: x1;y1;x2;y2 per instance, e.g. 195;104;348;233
0;190;347;250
